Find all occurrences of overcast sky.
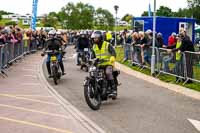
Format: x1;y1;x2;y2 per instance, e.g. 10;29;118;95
0;0;188;17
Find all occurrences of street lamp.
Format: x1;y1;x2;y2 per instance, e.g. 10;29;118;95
151;0;156;76
114;5;119;47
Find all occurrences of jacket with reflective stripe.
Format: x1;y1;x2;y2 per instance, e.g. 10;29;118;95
93;41;112;66
176;41;182;61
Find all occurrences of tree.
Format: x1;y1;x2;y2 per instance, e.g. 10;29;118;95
174;8;192;18
187;0;200;8
141;11;149;16
58;2;94;29
121;14;133;23
94;8;115;30
187;0;200;23
142;6;174;17
156;6;174;17
42;14;58;27
0;10;13;21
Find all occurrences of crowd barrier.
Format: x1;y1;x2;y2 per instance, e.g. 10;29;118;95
0;39;38;77
118;44;200;84
184;51;200;83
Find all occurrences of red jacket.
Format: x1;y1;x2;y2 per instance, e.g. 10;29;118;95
168;35;176;46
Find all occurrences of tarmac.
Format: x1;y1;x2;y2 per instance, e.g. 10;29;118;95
0;52;105;133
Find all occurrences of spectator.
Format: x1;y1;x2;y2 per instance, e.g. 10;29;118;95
139;31;148;65
131;32;141;64
168;32;177;46
142;31;154;65
157;32;165;48
168;33;195;83
0;31;6;45
166;34;184;81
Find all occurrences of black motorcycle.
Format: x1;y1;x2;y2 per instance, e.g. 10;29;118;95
45;50;62;85
83;58;120;110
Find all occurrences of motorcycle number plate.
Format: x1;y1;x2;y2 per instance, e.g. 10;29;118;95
50;56;57;61
84;48;89;52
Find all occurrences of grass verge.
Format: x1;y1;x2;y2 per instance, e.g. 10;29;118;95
115;47;200;92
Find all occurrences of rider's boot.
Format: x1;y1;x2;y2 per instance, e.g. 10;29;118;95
108;80;117;99
46;62;52;78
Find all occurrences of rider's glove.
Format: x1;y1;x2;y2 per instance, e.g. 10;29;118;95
110;56;116;64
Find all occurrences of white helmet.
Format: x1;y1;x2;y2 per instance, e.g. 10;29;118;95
48;30;56;35
80;30;87;35
56;31;61;35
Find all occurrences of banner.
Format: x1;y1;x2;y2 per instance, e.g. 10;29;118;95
31;0;38;30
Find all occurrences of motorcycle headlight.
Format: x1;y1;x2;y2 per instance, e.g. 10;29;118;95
89;66;96;72
89;66;96;77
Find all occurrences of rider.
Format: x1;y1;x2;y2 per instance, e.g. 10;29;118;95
91;31;118;97
76;31;91;65
42;30;66;78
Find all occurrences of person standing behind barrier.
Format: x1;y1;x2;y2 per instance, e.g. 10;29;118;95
123;32;132;62
179;33;194;83
122;29;131;61
139;31;148;65
162;33;177;72
131;32;140;64
142;30;154;65
0;31;6;68
166;34;184;81
39;30;47;49
157;32;165;48
23;31;29;53
168;32;177;46
168;33;194;83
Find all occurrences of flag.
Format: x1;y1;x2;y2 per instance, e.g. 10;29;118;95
148;1;151;17
31;0;38;31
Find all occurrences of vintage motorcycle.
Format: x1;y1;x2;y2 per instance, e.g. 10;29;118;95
83;58;120;110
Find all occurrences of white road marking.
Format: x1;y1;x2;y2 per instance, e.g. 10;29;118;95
188;119;200;132
21;83;40;86
23;75;37;78
22;68;37;72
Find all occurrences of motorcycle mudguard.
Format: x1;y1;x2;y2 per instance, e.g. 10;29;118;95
83;77;90;86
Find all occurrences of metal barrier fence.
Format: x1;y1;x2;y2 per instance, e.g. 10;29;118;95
184;51;200;83
0;39;38;77
117;44;200;83
156;48;186;82
121;44;159;71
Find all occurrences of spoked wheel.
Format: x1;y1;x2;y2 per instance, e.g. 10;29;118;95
84;81;101;110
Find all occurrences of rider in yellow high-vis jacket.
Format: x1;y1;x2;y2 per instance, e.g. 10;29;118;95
91;31;118;97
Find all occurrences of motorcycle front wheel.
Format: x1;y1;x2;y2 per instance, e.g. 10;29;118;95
84;81;101;110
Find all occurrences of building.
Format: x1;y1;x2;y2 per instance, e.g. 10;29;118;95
2;14;31;20
133;16;195;44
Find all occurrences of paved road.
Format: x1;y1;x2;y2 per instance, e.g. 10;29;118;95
44;46;200;133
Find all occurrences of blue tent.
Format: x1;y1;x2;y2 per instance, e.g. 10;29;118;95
133;16;196;44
